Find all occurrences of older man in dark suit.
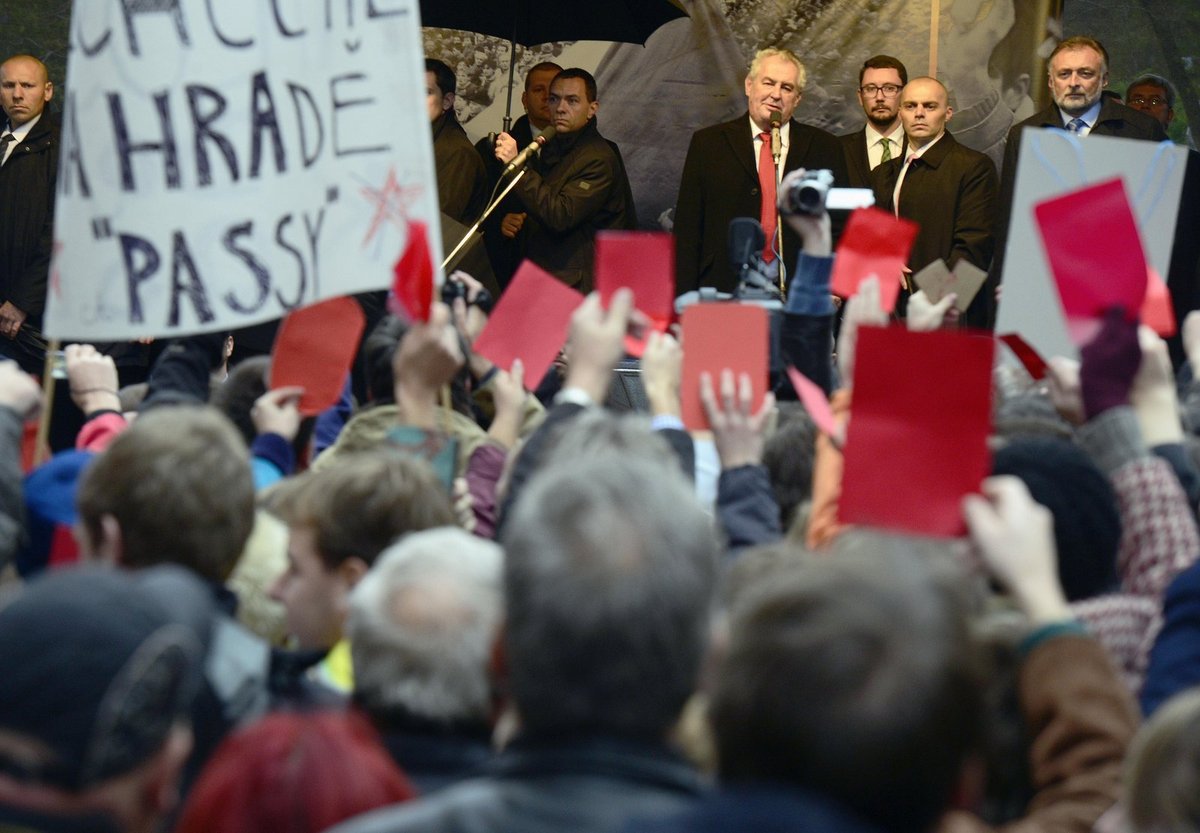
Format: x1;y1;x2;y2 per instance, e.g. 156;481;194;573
674;47;847;296
986;36;1168;328
840;55;909;189
871;76;998;321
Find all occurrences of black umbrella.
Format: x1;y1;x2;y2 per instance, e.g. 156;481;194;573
420;0;689;127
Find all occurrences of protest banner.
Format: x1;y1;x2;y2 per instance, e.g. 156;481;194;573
994;129;1186;360
45;1;441;341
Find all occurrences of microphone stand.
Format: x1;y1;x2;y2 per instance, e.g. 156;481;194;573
770;121;785;292
441;168;528;271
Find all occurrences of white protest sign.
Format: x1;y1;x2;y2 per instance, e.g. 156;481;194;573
46;0;442;341
995;129;1187;360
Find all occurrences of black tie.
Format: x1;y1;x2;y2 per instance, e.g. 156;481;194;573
0;133;13;166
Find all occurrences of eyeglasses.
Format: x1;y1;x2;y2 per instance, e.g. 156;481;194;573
860;83;902;97
1129;95;1168;106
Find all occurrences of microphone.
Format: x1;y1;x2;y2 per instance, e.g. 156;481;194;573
769;110;782;166
502;125;557;176
728;217;765;275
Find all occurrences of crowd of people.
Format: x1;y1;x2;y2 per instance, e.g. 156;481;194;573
0;25;1198;833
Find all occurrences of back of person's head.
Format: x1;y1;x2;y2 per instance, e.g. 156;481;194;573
542;409;679;471
75;406;256;583
711;547;984;833
0;566;206;830
271;450;456;569
763;404;817;531
361;315;408;405
210;356;270;445
502;454;718;741
991;436;1120;600
348;527;504;725
173;710;415;833
1126;687;1200;832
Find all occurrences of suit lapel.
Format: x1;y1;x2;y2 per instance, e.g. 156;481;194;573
784;119;812;174
723;115;758;180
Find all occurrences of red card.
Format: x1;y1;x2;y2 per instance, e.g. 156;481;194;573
680;303;768;431
998;333;1048;381
390;220;434;323
840;325;994;538
831;207;919;313
786;366;842;444
1034;178;1147;333
1141;265;1176;338
271;295;366;415
473;260;584;389
595;231;674;358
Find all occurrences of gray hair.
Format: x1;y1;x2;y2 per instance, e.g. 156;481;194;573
503;454;719;740
542;410;679;471
347;527;504;723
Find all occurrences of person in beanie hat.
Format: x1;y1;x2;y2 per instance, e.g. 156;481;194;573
0;566;208;833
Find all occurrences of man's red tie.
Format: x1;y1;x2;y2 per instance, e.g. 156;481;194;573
757;132;776;263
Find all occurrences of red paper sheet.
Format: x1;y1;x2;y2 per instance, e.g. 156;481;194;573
680;303;768;431
1142;265;1176;338
473;260;584;389
786;366;842;444
1034;178;1147;336
839;325;994;538
390;220;434;323
271;295;367;415
998;333;1049;381
595;231;674;357
830;207;919;313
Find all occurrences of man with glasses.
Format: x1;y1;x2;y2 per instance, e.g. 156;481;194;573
1125;74;1176;134
840;55;909;188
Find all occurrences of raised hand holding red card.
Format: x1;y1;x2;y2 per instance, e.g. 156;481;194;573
839;325;994;538
595;231;674;357
270;295;366;416
830;207;919;313
390;220;434;323
472;260;584;390
1034;178;1148;344
680;303;768;431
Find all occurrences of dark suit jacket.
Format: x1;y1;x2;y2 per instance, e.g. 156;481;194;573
513;119;636;294
839;127;906;189
986;99;1169;326
432;113;487;226
871;130;998;321
674;113;847;295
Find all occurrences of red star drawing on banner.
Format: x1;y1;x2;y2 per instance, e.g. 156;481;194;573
360;168;424;248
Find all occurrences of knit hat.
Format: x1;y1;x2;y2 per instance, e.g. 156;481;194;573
17;450;94;577
991;437;1121;601
0;566;207;790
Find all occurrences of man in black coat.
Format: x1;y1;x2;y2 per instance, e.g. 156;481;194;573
988;36;1168;327
427;59;487;227
0;54;57;374
871;77;998;322
493;68;635;294
474;61;562;290
839;55;909;189
674;48;848;296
